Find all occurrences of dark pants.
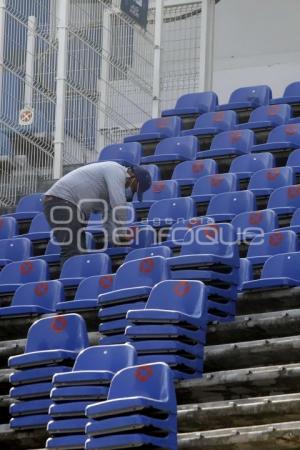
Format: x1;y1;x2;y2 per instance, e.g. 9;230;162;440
43;195;87;268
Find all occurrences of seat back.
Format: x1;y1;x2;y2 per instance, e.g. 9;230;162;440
229;152;274;174
128;225;156;249
115;255;170;290
172;159;217;181
290;208;300;226
0;216;17;239
192;173;237;196
268;184;300;209
248;167;294;191
232;209;278;235
25;313;89;352
147;197;195;222
0;259;48;284
267;123;300;146
262;251;300;280
211;129;255;152
73;344;137;372
140;164;160;181
28;213;51;233
175;91;218;112
98;142;141;165
228;85;272;106
107;362;176;411
124;246;171;263
286;149;300;168
166;217;214;243
15;193;44;213
0;237;32;261
45;240;61;255
60;253;111;279
238;258;252;290
207;190;256;216
140;180;179;202
247;230;298;258
179;223;238;261
140;117;181;137
145;280;207;319
249;104;291;125
155;136;198;159
193;110;237;131
284;81;300;98
75;274;115;300
12;280;64;309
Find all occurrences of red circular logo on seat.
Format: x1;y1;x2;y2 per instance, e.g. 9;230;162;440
230;131;242;143
139;258;154;273
157;118;170;128
135;365;153;382
187;218;202;229
99;275;113;290
249;212;262;225
213;112;225;122
152;181;165;193
51;316;67;333
269;232;284;247
266;168;281;181
34;282;49;297
267;105;280;116
203;224;219;239
20;261;33;276
192;161;204;173
287;186;300;199
285;124;299;136
210;175;224;187
174;280;191;297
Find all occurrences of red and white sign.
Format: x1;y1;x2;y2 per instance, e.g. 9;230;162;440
19;107;34;126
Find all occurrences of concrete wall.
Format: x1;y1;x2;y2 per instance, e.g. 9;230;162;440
213;0;300;102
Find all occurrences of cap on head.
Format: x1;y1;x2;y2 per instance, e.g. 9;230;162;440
131;165;152;201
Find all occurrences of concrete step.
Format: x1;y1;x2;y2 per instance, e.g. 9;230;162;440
237;286;300;315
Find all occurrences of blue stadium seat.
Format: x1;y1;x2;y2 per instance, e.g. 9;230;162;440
267;184;300;220
206;190;256;222
182;111;237;142
0;259;49;298
242;251;300;291
197;129;255;160
275;208;300;234
147;197;195;227
248;167;294;200
9;314;88;430
141;135;198;165
232;209;278;242
191;173;238;215
251;123;300;164
16;212;51;246
171;159;217;188
85;363;177;450
286;148;300;171
124;246;172;263
217;85;272;119
0;280;63;317
97;142;141;166
162;217;215;251
0;237;32;269
271;81;300;114
140;164;160;181
126;280;207;379
56;274;115;312
124;117;181;143
162;91;218;118
0;216;18;239
98;256;170;344
167;223;239;321
133;180;179;219
247;230;299;269
4;193;44;222
59;253;111;289
238;258;252;291
229;152;275;187
236;104;291;132
47;345;137;449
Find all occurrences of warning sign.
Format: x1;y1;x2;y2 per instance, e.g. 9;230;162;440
19;107;34;126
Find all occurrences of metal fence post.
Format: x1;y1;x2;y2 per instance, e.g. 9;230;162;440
0;0;6;100
199;0;216;91
53;0;69;179
24;16;37;108
152;0;163;118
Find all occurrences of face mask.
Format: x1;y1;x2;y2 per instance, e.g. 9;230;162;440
125;187;133;201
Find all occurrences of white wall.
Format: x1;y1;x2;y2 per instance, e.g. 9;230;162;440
213;0;300;102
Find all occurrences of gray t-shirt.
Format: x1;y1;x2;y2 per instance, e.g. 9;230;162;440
46;161;128;218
